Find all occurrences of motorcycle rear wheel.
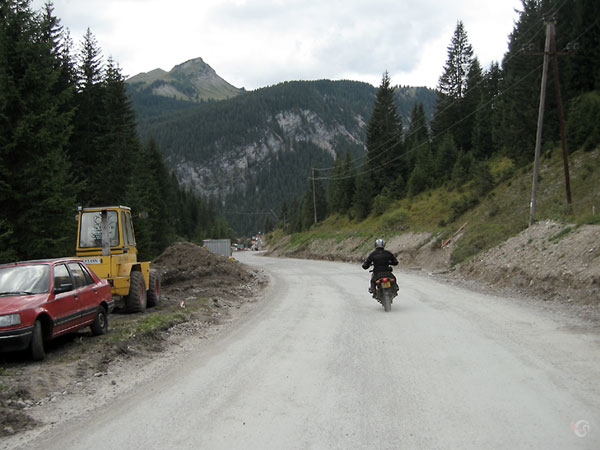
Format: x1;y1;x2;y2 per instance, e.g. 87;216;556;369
383;290;392;312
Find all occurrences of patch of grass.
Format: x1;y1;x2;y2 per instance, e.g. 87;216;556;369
450;194;479;222
380;208;409;230
106;298;211;343
402;189;458;230
133;312;188;334
581;213;600;225
450;223;514;266
283;232;312;251
550;226;573;243
489;156;515;182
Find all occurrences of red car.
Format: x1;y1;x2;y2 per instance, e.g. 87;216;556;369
0;258;113;360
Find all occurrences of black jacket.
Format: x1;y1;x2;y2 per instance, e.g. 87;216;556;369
362;248;398;273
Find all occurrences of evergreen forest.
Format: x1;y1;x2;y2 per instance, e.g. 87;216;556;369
283;0;600;235
131;78;437;235
0;1;232;263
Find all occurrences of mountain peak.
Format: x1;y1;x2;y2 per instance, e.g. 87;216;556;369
171;57;215;76
126;57;241;102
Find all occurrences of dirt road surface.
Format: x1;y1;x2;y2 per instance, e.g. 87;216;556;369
10;252;600;449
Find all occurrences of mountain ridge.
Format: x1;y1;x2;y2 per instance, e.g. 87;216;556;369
128;58;437;234
126;57;242;102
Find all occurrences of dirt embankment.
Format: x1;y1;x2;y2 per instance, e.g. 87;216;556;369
267;221;600;306
454;221;599;304
0;242;268;440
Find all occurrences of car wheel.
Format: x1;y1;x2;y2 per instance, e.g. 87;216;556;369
90;306;108;335
30;320;45;361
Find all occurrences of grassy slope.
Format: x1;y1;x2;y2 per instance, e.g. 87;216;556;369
268;146;600;266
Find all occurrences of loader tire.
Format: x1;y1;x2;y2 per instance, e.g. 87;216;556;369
125;271;147;313
147;270;161;307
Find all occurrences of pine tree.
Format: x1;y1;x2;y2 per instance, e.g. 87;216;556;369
433;133;458;184
352;173;374;220
431;21;474;149
278;201;289;231
328;152;356;214
407;145;434;196
95;58;140;204
289;196;302;233
404;102;430;186
498;0;545;163
143;139;175;254
0;0;78;261
340;151;357;213
560;0;600;95
406;102;430;149
460;57;483;152
472;62;501;159
41;2;76;91
70;28;105;202
366;71;404;194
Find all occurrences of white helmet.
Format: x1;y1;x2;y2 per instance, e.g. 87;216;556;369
375;238;385;249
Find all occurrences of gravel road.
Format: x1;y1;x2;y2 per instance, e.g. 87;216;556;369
18;252;600;449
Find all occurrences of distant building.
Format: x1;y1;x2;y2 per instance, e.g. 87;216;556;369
202;239;232;257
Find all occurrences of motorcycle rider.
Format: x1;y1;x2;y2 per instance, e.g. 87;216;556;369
362;239;399;298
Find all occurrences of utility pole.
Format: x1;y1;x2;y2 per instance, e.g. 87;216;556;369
311;168;317;225
549;22;572;207
529;18;574;226
530;21;552;226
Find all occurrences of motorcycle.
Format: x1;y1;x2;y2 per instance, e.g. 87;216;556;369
373;271;398;312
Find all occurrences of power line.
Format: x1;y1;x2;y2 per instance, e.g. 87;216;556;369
311;0;578;182
311;62;544;182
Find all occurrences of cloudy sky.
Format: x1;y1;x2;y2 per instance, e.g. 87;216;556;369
31;0;522;90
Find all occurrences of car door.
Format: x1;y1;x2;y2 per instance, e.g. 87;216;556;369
67;262;98;325
50;263;82;336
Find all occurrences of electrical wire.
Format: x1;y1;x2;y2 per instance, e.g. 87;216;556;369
311;0;576;181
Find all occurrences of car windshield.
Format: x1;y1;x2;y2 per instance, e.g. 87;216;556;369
0;264;50;295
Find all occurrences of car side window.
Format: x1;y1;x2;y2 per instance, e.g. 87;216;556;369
79;263;95;285
67;262;90;289
54;264;72;290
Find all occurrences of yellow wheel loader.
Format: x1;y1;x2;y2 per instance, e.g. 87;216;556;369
75;206;161;313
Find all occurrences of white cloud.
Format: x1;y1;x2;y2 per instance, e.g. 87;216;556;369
31;0;522;89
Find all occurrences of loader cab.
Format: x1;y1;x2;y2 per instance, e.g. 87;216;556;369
73;205;157;311
75;206;137;257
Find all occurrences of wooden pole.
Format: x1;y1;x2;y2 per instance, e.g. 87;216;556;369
549;22;572;207
312;168;317;224
530;22;552;227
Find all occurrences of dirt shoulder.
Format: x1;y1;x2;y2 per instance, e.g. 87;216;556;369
0;242;268;446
